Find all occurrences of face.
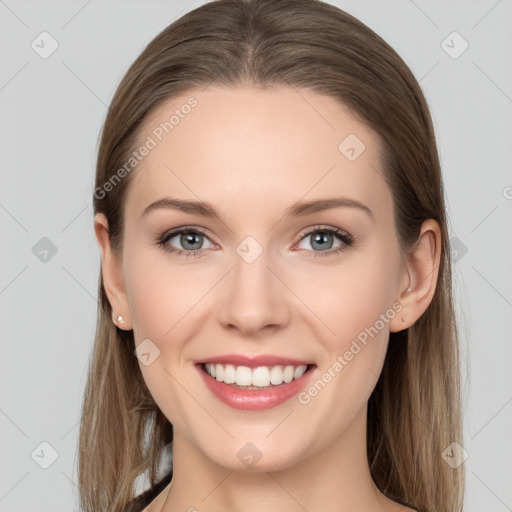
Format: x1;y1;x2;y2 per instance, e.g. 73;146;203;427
107;86;409;472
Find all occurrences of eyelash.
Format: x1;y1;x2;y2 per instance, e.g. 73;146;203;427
155;225;354;259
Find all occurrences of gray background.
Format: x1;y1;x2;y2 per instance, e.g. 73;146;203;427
1;0;511;510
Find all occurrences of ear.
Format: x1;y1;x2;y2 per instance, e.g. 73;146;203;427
389;219;442;333
94;213;132;330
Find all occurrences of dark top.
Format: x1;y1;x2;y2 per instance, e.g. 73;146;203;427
122;470;173;512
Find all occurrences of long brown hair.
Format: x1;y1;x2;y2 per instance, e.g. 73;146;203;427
79;1;464;510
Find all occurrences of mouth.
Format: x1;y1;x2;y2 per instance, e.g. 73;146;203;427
195;361;317;410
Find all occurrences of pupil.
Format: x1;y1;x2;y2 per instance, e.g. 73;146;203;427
182;232;202;250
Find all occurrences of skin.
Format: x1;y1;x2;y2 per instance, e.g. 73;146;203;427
94;86;441;512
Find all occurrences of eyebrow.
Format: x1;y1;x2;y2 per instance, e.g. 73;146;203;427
140;196;374;222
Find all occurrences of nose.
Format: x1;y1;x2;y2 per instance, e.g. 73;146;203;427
217;246;291;337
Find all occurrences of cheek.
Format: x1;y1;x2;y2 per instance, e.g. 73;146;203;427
305;248;401;353
293;257;400;438
123;246;197;341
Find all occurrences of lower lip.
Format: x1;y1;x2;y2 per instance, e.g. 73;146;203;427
196;364;315;411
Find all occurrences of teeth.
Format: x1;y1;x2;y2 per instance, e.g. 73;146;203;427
223;364;236;384
206;363;216;378
293;366;305;379
236;365;252;386
252;366;270;387
283;365;294;383
204;363;308;387
270;365;284;385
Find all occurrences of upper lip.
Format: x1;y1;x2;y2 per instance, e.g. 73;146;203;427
195;354;314;368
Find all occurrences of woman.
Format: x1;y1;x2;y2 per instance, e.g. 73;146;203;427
79;1;465;511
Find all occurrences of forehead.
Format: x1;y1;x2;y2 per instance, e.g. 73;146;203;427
125;86;391;224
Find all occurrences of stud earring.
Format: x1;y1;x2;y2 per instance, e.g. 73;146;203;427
113;314;125;326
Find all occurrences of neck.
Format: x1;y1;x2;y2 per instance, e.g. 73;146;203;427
161;407;392;512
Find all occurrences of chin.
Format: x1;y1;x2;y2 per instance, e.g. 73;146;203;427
199;437;311;474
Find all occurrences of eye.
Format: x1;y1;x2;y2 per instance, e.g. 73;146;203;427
294;225;353;258
156;227;215;258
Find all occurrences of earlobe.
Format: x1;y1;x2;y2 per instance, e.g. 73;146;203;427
94;213;132;330
389;219;442;333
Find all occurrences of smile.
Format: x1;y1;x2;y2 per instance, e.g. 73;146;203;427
196;361;316;410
